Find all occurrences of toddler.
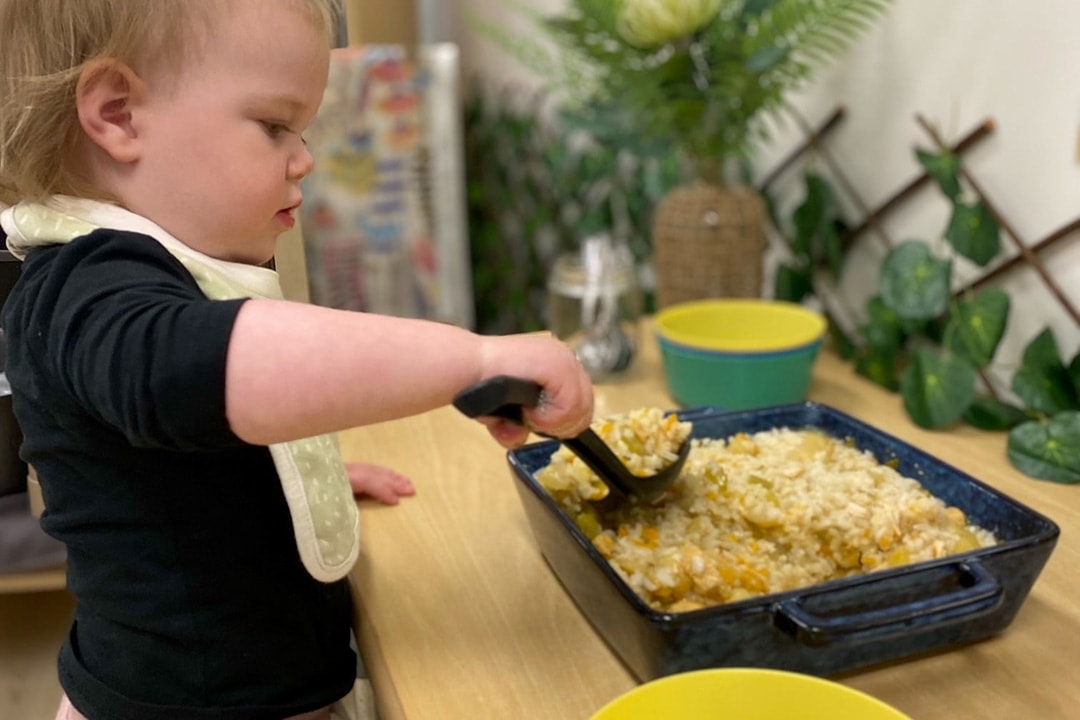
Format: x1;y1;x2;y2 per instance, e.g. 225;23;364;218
0;1;594;718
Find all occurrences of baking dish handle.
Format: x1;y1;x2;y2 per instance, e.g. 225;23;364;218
773;560;1003;646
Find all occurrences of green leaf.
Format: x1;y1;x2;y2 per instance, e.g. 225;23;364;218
1069;351;1080;394
820;221;843;279
745;44;790;73
864;296;905;351
901;348;977;429
774;263;814;303
789;174;846;279
1008;412;1080;484
826;314;856;361
1011;328;1080;414
573;0;622;35
791;174;832;259
945;200;1001;267
946;288;1010;369
963;395;1030;431
899;315;931;340
855;345;901;392
880;241;952;321
921;314;949;345
915;148;962;201
741;0;784;19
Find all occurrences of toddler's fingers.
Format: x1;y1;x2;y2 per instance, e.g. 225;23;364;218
478;417;531;448
526;368;594;439
471;333;594;439
346;462;415;505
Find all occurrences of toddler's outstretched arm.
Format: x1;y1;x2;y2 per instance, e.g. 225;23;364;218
223;300;594;448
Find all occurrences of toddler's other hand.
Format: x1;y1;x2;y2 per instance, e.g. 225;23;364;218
346;462;415;505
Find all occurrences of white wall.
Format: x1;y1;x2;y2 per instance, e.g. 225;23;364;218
448;0;1080;385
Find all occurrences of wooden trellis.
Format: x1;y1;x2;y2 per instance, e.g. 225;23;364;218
757;106;1080;397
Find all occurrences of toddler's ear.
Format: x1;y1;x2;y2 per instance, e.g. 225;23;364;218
76;59;145;164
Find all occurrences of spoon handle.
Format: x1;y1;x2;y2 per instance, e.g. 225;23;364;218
451;375;543;426
452;376;637;503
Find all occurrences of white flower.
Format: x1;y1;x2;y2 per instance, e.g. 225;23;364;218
616;0;725;48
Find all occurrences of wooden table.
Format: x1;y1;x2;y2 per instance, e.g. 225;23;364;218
341;334;1080;720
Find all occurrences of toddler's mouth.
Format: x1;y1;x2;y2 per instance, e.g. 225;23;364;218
276;201;302;229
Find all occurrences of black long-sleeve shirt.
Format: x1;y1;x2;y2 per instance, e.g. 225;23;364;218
2;230;355;719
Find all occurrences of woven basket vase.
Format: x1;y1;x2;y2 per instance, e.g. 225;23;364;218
652;182;767;309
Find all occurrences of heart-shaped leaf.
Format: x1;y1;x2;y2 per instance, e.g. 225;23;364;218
916;148;962;201
947;288;1010;368
1011;328;1080;414
901;348;976;429
856;345;901;392
881;241;952;321
864;296;905;350
963;395;1030;431
945;200;1001;267
1008;412;1080;484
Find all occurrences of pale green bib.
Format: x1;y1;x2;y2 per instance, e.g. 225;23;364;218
2;198;359;583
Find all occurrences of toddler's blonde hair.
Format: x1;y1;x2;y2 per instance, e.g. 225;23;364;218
0;0;341;206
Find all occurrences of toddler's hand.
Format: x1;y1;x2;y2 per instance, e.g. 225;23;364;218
477;335;594;448
346;462;415;505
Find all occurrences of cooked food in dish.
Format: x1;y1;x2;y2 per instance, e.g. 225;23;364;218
537;411;998;613
538;407;693;497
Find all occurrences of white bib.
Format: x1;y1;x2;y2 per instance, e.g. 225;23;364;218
2;197;360;583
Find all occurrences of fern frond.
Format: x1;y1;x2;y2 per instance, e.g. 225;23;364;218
753;0;891;76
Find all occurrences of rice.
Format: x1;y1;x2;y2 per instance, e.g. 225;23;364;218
536;407;692;504
536;410;998;613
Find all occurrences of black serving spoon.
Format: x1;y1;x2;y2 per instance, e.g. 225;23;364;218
452;375;690;505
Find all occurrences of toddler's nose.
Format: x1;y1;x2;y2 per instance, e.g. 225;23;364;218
288;142;315;181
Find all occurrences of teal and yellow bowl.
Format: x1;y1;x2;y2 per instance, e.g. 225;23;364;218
589;669;911;720
654;299;827;410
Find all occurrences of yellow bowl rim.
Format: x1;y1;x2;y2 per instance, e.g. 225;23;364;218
589;668;912;720
655;299;827;352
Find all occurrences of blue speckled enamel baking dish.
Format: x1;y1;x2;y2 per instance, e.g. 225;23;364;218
507;402;1060;681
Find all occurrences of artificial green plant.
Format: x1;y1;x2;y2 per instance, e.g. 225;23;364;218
824;148;1079;483
474;0;893;173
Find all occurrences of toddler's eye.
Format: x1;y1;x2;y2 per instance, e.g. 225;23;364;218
261;121;290;138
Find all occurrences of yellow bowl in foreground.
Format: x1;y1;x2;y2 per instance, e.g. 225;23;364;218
655;299;826;352
590;669;912;720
